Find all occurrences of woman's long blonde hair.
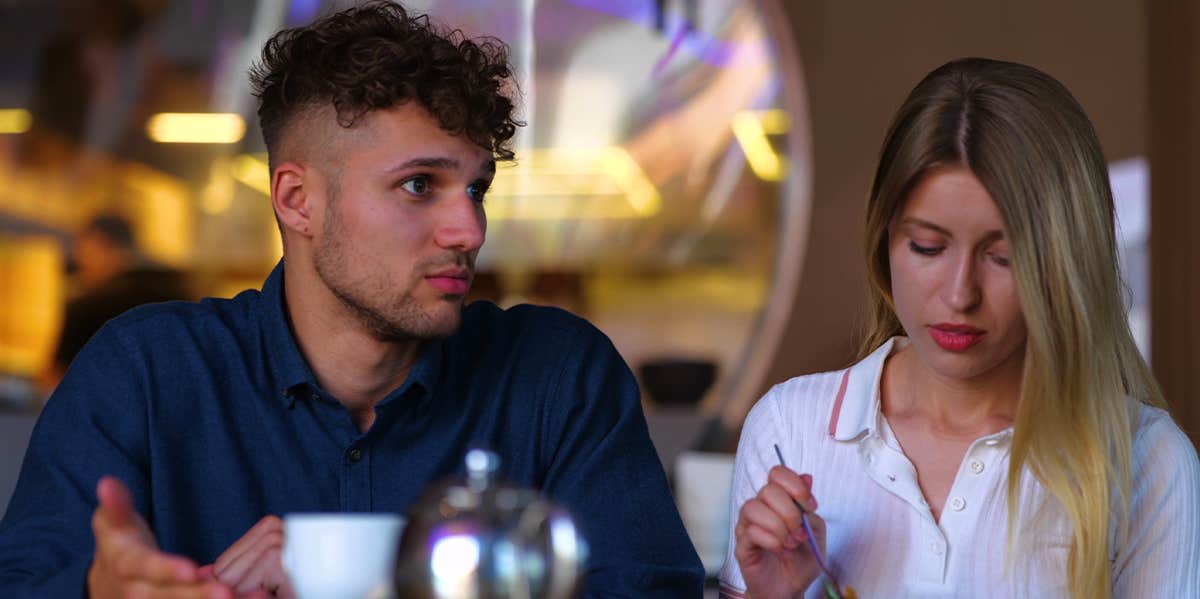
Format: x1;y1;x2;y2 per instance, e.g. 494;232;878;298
860;58;1166;599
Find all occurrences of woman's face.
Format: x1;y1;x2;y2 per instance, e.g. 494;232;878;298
887;166;1027;384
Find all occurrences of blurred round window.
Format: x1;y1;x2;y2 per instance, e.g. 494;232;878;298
0;0;810;422
412;0;812;422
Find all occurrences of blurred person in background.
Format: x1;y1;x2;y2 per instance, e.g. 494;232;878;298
721;58;1199;599
0;2;702;598
37;213;189;394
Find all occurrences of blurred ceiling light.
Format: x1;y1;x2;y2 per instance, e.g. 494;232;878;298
487;146;661;220
146;112;246;144
0;109;32;134
123;164;193;265
226;148;661;221
731;109;790;181
201;157;236;215
231;154;272;196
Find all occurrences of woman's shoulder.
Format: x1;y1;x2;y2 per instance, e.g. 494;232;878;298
1132;403;1199;466
743;368;849;435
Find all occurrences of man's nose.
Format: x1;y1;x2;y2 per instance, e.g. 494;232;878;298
433;193;486;253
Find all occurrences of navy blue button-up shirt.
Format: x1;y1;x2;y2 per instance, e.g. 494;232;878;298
0;263;703;597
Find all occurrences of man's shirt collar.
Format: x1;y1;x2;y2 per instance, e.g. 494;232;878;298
260;260;443;407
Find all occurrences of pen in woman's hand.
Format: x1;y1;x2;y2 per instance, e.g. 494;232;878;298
772;444;857;599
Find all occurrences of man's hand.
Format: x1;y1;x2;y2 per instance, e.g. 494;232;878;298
205;515;295;598
734;466;826;599
88;476;233;599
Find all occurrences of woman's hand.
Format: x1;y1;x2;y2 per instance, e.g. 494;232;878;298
734;466;825;599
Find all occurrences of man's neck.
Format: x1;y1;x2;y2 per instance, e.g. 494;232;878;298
282;261;421;430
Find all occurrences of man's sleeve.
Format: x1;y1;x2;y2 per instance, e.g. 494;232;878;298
539;321;705;598
0;324;151;598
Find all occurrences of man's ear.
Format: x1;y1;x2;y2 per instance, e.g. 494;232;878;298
271;161;314;238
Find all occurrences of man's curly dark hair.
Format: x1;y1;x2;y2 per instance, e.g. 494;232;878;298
249;1;520;168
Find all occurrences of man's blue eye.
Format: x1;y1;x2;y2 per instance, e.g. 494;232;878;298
467;182;490;203
400;177;430;195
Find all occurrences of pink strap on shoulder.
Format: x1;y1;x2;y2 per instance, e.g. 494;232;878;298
827;368;851;437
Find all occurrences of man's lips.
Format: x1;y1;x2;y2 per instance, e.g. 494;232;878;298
928;323;986;351
425;269;470;295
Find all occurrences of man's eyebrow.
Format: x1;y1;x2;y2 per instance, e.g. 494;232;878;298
385;157;497;177
385;157;461;172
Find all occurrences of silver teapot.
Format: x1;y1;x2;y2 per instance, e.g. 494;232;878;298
393;449;587;599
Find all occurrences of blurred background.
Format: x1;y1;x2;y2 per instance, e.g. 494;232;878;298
2;0;1198;580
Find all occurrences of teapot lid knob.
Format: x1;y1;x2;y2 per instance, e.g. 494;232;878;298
465;448;500;491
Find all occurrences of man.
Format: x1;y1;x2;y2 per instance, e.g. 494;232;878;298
0;3;703;597
40;213;189;394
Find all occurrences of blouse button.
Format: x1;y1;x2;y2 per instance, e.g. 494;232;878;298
969;460;984;474
950;496;966;511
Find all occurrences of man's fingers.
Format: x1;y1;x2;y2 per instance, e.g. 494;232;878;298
213;516;283;582
111;540;198;585
217;530;284;591
231;547;285;595
95;476;136;527
124;579;234;599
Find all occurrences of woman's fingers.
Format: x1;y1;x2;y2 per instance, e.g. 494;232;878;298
738;496;795;550
767;466;818;511
758;484;805;541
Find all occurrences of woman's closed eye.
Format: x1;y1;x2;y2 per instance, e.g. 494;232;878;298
908;240;944;256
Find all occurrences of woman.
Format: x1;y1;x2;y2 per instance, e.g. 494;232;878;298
719;58;1200;599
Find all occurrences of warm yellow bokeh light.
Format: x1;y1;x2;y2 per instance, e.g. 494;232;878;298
0;109;32;134
146;113;246;144
0;237;63;376
731;110;789;182
488;146;661;220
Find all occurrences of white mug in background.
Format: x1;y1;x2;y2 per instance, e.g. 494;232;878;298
282;512;406;599
674;450;736;576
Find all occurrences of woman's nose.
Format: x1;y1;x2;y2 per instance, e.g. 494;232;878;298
942;251;982;312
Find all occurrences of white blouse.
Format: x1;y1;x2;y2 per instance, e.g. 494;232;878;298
719;338;1200;598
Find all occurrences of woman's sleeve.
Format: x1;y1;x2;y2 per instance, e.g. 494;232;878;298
1112;407;1200;597
718;386;791;598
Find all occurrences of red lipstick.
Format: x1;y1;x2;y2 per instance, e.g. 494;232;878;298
928;323;986;351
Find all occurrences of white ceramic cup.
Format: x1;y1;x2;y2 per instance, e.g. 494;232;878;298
282;513;406;599
674;450;736;576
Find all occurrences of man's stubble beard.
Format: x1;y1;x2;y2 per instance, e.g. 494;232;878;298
311;186;466;342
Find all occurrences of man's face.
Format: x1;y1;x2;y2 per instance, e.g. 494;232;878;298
309;103;494;340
